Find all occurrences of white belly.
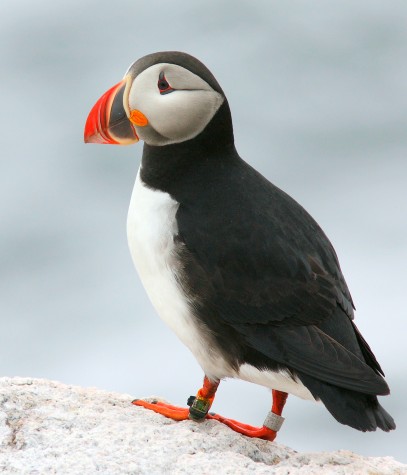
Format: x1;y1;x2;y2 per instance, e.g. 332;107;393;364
237;364;314;400
126;169;314;400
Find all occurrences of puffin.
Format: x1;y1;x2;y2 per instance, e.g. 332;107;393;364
84;51;395;441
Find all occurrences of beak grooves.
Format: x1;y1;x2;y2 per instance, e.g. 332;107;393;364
84;78;138;145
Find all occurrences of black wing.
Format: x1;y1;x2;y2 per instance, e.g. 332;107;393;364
174;158;387;394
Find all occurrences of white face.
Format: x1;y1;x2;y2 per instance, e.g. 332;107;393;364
126;63;224;146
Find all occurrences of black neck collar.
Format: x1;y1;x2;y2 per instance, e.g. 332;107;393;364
140;101;237;195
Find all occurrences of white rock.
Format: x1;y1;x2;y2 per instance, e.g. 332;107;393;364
0;377;405;475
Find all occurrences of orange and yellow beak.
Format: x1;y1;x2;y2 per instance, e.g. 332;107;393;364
84;78;139;145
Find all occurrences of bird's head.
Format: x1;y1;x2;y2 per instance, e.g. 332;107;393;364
84;51;228;148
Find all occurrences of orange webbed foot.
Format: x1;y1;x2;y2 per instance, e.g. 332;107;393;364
207;413;277;441
132;399;189;421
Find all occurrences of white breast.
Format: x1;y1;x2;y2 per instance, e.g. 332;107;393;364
126;169;315;400
126;169;233;380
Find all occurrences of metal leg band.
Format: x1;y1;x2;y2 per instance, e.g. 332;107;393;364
263;411;285;432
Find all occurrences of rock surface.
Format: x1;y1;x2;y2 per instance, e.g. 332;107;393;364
0;377;405;474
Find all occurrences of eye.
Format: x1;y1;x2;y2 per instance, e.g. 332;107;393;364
158;72;174;95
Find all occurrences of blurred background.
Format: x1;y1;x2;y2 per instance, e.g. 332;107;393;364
1;0;406;463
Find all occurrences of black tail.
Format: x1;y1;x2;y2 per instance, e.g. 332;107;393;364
298;372;396;432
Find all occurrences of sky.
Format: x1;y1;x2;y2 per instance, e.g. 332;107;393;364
1;0;406;464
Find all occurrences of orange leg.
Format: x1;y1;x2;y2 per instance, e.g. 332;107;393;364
272;389;288;416
133;377;288;441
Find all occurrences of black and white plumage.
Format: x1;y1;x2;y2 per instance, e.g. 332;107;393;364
85;51;395;435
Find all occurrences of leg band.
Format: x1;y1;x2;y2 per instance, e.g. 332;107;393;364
263;411;285;431
187;396;211;421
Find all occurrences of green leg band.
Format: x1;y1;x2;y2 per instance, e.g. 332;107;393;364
187;395;211;421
